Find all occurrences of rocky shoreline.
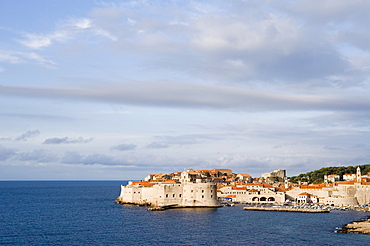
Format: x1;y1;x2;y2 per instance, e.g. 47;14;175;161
337;217;370;234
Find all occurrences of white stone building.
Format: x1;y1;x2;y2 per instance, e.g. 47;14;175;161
218;183;286;204
117;170;220;208
236;173;252;183
261;169;286;181
324;174;340;183
343;173;356;181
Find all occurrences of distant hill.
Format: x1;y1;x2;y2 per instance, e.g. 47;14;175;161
288;164;370;184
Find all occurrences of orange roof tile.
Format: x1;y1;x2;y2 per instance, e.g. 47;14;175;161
298;192;311;196
232;187;247;190
336;180;355;185
131;181;156;187
300;185;323;189
239;174;251;177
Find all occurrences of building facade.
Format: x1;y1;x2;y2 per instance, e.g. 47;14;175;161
117;170;220;208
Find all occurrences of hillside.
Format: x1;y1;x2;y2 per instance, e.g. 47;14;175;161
288;164;370;184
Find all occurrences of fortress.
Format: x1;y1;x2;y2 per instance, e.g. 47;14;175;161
116;169;220;208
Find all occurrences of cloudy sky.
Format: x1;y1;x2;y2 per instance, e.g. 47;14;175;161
1;0;370;180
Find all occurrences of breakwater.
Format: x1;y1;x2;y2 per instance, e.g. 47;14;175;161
243;206;329;213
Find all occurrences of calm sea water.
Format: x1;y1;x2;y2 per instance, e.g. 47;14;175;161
1;181;369;246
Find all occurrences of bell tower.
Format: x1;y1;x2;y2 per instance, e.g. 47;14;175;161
356;166;362;183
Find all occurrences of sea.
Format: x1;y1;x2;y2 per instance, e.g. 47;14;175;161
1;181;370;246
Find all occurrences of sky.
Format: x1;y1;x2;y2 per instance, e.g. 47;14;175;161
1;0;370;180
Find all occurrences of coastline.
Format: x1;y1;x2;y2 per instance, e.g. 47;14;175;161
243;206;329;213
337;216;370;234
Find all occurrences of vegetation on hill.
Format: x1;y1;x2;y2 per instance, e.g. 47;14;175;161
288;164;370;184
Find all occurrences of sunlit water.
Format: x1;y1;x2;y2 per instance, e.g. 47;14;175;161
1;181;369;245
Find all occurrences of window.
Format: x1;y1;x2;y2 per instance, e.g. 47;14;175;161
173;194;175;197
166;194;169;198
202;195;204;198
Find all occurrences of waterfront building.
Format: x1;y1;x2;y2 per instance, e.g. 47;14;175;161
118;166;370;208
218;183;286;204
297;192;312;203
117;169;220;208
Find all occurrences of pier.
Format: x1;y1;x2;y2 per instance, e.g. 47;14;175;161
243;206;330;213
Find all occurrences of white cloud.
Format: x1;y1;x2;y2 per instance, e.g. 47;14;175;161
73;18;92;29
17;33;52;49
0;50;57;68
0;50;21;63
17;17;116;50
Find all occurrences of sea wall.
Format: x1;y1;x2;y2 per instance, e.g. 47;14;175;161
355;184;370;204
117;181;220;207
243;207;329;213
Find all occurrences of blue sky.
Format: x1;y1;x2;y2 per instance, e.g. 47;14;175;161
1;0;370;180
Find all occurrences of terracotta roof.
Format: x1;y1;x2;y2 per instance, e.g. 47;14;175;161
161;180;176;184
336;180;355;185
232;187;247;190
245;183;261;186
131;181;156;187
238;173;251;177
298;192;311;196
300;185;323;189
212;169;232;173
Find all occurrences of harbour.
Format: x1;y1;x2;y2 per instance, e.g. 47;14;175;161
243;206;330;213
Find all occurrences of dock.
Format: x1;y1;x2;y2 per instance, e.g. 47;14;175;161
243;206;330;213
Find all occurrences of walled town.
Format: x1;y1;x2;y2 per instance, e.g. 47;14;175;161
116;166;370;210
